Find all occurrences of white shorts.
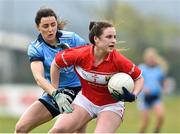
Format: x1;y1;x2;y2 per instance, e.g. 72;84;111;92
73;91;125;119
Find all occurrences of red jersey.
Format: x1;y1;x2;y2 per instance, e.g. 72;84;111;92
55;45;141;106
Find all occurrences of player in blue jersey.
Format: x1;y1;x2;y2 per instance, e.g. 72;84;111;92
137;48;168;133
15;8;88;133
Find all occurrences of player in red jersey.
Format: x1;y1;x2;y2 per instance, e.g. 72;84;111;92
48;21;144;133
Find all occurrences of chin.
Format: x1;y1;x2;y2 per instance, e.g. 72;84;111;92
48;36;55;41
108;48;114;52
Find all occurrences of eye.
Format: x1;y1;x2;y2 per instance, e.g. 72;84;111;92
42;24;49;29
51;22;56;27
106;35;112;39
106;35;116;39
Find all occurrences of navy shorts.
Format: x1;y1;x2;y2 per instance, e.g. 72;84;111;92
39;86;81;118
144;94;161;108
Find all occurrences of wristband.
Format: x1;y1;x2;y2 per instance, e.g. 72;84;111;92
51;90;58;98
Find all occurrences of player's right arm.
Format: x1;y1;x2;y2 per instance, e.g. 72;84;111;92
28;42;73;113
50;59;73;113
30;61;57;94
28;42;57;95
31;60;73;113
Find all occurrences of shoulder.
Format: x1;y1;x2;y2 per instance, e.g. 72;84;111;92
27;38;44;57
28;39;43;51
59;30;77;38
29;39;42;48
28;34;45;50
112;50;131;62
113;49;129;57
58;30;86;47
55;45;91;66
60;30;84;41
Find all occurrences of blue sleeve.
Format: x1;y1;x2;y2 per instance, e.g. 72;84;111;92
72;33;88;47
27;43;44;62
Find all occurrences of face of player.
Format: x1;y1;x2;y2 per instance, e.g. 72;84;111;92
37;16;58;45
95;27;116;53
145;52;158;67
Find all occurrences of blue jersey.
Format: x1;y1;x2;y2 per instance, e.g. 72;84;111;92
139;64;165;95
28;30;87;88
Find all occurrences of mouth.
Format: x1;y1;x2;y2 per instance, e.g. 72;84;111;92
108;45;115;49
48;33;54;38
48;34;53;37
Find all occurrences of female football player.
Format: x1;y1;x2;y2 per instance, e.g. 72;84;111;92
137;48;168;133
15;7;87;133
49;21;144;133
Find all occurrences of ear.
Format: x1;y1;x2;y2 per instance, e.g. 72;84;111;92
94;36;99;43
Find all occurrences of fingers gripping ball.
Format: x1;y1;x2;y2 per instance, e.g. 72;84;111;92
108;73;134;99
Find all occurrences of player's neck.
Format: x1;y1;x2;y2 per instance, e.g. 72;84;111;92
93;47;108;66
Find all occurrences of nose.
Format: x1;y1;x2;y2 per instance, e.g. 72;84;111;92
48;25;53;32
112;37;116;43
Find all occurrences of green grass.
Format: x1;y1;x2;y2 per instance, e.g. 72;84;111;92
0;95;179;133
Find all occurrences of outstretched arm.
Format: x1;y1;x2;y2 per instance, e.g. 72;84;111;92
31;61;57;95
50;59;73;113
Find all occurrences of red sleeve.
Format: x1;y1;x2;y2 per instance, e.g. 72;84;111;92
55;48;79;68
114;51;142;80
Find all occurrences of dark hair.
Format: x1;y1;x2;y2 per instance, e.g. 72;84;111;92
35;8;66;30
89;21;113;44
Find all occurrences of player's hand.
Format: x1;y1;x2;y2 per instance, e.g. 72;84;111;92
57;43;70;50
52;90;73;113
111;87;137;102
121;87;137;102
111;89;124;101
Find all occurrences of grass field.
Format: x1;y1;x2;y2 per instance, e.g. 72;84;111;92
0;95;179;133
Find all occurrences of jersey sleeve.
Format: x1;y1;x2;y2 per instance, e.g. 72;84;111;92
116;52;142;80
55;48;79;68
27;43;44;62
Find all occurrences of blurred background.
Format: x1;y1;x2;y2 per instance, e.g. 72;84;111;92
0;0;179;133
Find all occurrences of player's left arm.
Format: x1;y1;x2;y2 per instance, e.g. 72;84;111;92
132;76;144;97
115;53;144;102
127;64;144;101
118;75;144;102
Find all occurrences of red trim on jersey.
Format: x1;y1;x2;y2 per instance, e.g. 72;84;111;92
55;45;141;106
